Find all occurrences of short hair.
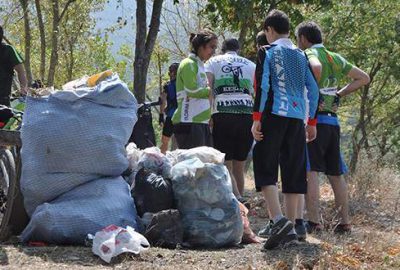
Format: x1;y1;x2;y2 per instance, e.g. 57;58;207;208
189;29;217;55
0;26;3;43
263;9;289;34
169;62;179;72
221;38;240;53
256;31;268;47
295;21;323;44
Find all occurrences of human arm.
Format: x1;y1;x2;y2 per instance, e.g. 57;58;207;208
337;66;370;97
206;72;215;109
252;47;270;122
14;63;28;95
305;63;320;142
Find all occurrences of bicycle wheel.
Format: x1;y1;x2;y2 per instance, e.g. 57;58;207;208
0;148;16;241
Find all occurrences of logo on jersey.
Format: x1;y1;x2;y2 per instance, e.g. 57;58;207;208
221;63;243;87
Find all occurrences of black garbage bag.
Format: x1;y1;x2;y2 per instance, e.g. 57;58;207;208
144;209;183;248
132;168;174;217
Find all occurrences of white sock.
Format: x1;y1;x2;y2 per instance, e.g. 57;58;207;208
272;214;284;224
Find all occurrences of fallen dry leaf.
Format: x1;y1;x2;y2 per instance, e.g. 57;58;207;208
335;254;361;268
387;246;400;256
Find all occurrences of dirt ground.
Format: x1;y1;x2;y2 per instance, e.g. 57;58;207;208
0;177;399;269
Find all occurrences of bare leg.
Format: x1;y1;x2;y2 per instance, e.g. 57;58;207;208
232;160;246;196
261;185;282;219
160;135;170;154
225;160;240;197
297;195;305;220
327;175;350;224
284;193;300;223
305;171;320;224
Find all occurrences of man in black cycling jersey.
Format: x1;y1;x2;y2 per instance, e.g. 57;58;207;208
0;26;28;106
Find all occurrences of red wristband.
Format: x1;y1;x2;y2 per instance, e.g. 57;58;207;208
253;112;262;121
308;118;317;126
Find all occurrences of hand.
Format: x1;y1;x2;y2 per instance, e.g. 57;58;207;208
159;113;164;126
306;125;317;143
251;121;263;141
318;100;325;111
20;86;28;96
332;93;341;112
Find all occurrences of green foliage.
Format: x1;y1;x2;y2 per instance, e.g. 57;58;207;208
0;0;121;88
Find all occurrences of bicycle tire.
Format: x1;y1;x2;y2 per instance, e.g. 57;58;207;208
0;148;16;241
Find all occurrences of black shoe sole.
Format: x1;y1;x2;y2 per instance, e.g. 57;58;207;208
263;220;293;250
297;234;306;242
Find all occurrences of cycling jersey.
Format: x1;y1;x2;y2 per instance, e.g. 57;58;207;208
0;43;23;103
172;53;210;124
205;51;256;114
163;79;177;118
253;38;319;122
305;44;353;117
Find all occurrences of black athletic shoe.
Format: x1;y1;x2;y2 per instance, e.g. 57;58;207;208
258;220;273;238
295;219;307;241
305;221;323;234
334;224;352;234
263;217;293;250
280;233;299;248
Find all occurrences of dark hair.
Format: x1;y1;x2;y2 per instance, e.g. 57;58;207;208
221;38;240;53
169;62;179;72
295;21;323;44
0;26;3;43
189;29;217;55
31;79;44;89
263;9;289;34
256;31;269;47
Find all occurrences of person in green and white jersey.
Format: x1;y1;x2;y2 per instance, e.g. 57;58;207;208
205;38;256;200
295;21;370;234
172;30;218;149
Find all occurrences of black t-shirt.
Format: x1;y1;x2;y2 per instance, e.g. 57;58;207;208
0;43;23;98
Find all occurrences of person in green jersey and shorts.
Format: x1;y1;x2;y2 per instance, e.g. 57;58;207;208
0;26;28;105
205;38;256;201
295;21;370;234
172;30;218;149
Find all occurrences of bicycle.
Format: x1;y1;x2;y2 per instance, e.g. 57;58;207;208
0;99;29;241
129;99;161;149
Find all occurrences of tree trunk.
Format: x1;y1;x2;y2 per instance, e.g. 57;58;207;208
35;0;46;82
238;22;248;49
67;40;74;81
47;0;60;87
20;0;33;83
47;0;75;86
134;0;164;103
349;86;368;174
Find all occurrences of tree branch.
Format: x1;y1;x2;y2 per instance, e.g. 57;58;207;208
59;0;76;22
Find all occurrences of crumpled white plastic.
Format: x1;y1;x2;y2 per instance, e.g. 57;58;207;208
167;146;225;166
137;147;172;179
91;225;150;263
126;143;142;170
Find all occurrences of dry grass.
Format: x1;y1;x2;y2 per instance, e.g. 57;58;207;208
0;158;399;269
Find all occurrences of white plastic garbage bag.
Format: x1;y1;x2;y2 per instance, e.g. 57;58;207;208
171;157;243;248
126;143;142;170
91;225;150;263
167;146;225;166
137;147;172;179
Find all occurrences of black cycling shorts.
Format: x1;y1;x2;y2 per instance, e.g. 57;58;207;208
174;123;212;149
162;117;174;137
253;112;307;194
212;113;253;161
307;123;348;175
